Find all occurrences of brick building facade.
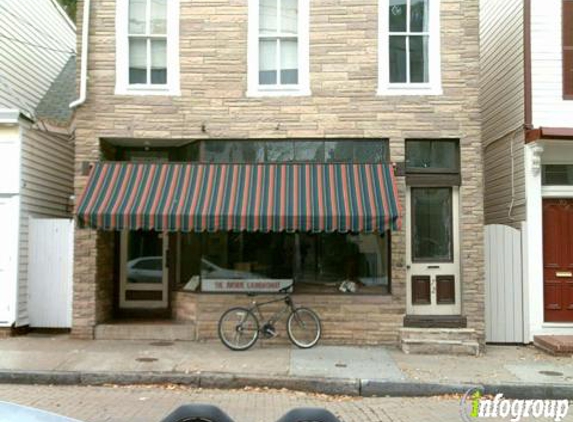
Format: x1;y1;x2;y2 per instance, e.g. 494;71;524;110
71;0;484;349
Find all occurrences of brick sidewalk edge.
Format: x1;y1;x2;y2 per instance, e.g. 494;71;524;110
0;370;571;399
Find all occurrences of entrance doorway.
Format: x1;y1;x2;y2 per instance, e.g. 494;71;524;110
406;187;461;315
119;231;169;310
543;199;573;322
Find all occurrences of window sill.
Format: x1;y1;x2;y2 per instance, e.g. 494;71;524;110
115;87;181;96
377;86;443;96
246;88;312;98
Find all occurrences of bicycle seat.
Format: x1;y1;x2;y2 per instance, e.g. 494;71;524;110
278;283;294;294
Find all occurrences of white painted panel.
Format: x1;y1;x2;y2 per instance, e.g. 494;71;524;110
27;218;74;328
0;196;19;326
485;224;525;343
531;0;573;127
0;137;20;194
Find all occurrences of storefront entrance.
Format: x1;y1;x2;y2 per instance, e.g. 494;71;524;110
119;231;169;309
406;187;461;315
543;198;573;322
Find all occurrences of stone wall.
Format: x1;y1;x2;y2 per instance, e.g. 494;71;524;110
72;0;483;343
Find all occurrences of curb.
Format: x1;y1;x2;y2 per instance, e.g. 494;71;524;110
0;370;572;399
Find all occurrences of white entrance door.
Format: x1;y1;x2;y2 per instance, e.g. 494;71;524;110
120;231;169;309
406;187;461;315
0;196;18;325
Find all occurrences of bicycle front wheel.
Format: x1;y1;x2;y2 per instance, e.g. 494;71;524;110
218;307;259;351
287;307;321;349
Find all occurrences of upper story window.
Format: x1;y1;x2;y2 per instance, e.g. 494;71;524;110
247;0;310;97
115;0;180;96
378;0;442;96
564;0;573;99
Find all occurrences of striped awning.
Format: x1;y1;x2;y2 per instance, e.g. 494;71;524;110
76;162;401;233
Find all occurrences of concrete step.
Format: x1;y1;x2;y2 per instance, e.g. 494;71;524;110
399;328;476;342
401;338;480;356
534;335;573;356
399;328;479;356
95;322;196;341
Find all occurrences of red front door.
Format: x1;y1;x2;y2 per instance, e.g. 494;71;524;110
543;199;573;322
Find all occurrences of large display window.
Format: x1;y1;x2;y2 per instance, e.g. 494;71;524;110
177;232;390;295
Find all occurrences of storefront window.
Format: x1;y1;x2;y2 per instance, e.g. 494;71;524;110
195;140;389;164
294;141;324;162
266;142;295;162
325;141;354;162
296;233;389;293
177;232;389;294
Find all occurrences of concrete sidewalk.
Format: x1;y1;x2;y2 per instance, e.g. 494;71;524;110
0;334;572;398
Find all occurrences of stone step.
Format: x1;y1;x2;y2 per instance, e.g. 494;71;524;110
95;322;196;341
401;338;480;356
399;328;476;342
534;335;573;356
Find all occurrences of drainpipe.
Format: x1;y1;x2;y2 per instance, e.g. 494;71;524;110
524;0;532;129
70;0;90;109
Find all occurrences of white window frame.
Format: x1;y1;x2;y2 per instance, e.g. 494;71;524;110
378;0;442;96
247;0;310;97
115;0;180;96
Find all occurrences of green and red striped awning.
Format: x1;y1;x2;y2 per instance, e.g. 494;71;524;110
76;162;401;233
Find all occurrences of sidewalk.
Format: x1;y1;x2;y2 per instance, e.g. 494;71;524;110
0;334;572;398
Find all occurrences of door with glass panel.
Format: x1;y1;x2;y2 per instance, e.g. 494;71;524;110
406;187;460;315
120;231;169;309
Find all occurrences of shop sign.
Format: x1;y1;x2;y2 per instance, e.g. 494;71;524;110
201;279;293;293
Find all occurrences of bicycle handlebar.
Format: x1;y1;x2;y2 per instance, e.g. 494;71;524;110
246;283;294;297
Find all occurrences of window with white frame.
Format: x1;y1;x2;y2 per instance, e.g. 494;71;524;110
248;0;310;96
378;0;442;95
116;0;180;95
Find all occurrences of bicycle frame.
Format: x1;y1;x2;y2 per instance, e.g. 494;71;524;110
247;294;296;329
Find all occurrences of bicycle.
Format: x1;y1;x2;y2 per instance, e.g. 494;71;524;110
217;284;322;351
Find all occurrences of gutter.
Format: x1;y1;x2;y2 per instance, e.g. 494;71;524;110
70;0;90;109
0;109;20;124
524;0;532;129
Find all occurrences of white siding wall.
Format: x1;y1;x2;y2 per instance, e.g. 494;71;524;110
480;0;527;225
531;0;573;127
484;129;526;225
480;0;525;146
15;124;74;326
0;0;75;117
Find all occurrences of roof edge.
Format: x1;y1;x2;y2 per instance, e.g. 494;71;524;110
49;0;77;33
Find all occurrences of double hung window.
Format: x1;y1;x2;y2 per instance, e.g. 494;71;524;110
248;0;310;96
379;0;442;95
116;0;180;95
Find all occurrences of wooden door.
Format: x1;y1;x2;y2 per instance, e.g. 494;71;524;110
406;187;461;315
543;199;573;322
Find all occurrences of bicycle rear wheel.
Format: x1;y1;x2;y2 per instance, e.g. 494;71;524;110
218;307;259;351
287;307;321;349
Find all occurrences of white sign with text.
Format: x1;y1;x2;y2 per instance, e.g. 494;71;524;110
201;279;293;293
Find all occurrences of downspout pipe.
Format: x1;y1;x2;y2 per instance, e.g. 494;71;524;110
70;0;90;109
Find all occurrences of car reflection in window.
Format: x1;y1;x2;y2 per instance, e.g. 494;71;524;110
127;256;163;284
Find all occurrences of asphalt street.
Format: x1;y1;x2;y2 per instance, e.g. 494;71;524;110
2;384;569;422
